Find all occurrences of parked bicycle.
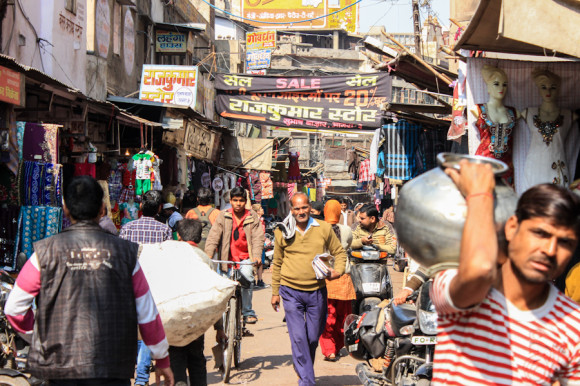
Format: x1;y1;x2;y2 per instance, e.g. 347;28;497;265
212;259;255;383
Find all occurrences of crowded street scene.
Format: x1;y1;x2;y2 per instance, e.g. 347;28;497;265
1;0;580;385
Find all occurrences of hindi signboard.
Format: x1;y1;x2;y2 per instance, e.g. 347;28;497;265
246;49;272;70
241;0;359;33
139;65;198;108
0;65;24;106
156;31;187;53
246;30;277;51
215;73;391;130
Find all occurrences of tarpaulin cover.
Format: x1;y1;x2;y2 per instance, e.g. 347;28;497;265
222;136;273;171
215;73;392;130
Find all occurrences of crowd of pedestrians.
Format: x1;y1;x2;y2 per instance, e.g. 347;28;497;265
3;171;580;385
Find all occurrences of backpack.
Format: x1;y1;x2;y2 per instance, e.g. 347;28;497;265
194;207;215;250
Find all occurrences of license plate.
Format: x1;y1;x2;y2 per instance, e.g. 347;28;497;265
411;336;437;345
348;343;358;352
362;282;380;292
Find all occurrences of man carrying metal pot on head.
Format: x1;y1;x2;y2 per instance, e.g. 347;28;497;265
429;160;580;385
351;204;396;254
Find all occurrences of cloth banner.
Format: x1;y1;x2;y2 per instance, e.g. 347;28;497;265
215;73;391;130
222;137;273;171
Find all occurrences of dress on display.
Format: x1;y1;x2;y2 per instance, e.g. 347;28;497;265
474;104;517;185
523;107;573;189
287;151;301;182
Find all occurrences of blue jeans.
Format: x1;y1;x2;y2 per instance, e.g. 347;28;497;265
219;263;256;318
135;340;151;385
239;262;256;318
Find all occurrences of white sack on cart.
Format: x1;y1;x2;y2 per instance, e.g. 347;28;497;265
139;240;236;346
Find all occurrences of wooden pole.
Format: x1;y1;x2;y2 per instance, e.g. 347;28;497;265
382;30;454;85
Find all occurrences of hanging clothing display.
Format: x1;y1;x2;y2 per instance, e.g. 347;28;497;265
18;161;62;207
118;164;136;203
381;120;421;181
259;171;274;199
0;206;20;268
74;161;96;179
522;108;574;189
132;152;154;196
347;148;359;180
97;180;112;219
108;163;124;204
358;159;375;182
247;170;261;202
418;128;449;172
21;123;60;163
14;206;62;260
474;104;516;185
287;151;301;182
120;201;140;225
369;128;381;175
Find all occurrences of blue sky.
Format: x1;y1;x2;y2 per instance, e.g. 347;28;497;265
359;0;450;34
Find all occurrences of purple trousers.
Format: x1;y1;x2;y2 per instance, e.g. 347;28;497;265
280;285;328;386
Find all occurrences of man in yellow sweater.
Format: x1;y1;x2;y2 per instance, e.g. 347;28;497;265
271;193;347;386
351;204;396;253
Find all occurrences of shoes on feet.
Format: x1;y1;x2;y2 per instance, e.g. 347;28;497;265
242;328;254;337
324;353;337;362
244;315;258;324
255;280;270;289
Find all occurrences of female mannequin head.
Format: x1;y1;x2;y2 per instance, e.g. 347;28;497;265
481;65;508;101
532;69;561;103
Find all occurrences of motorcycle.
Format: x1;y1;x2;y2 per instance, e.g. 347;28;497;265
0;269;43;385
349;245;393;314
345;281;437;386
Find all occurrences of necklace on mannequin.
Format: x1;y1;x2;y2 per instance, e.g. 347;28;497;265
533;111;563;146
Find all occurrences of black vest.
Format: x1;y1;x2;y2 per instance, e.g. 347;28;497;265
29;221;140;379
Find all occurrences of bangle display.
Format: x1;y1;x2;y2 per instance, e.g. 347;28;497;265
465;192;494;202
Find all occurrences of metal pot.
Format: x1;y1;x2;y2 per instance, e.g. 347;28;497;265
394;153;518;272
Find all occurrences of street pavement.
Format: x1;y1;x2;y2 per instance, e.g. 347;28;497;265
152;261;406;386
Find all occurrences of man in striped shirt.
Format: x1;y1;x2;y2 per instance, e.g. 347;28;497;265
4;176;173;385
431;161;580;385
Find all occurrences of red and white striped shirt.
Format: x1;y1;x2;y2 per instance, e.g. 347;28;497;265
431;269;580;386
4;253;170;368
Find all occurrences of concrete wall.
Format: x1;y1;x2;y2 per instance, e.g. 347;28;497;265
2;0;87;92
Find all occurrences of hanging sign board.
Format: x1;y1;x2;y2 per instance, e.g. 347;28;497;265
246;30;277;51
139;65;199;108
156;31;187;53
246;49;272;70
215;73;391;130
183;120;216;161
0;66;24;106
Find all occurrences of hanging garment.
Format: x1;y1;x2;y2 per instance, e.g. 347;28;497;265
16;121;25;161
74;161;96;179
287;151;301;182
418;128;448;172
369;128;381;175
259;171;274;199
22;123;59;163
522;108;575;190
346;148;359;180
0;206;20;268
120;201;140;225
358;159;375;182
18;161;62;207
14;206;62;260
97;180;112;219
132;153;154;196
382;120;421;181
247;170;261;202
118;164;136;203
474;104;517;185
0;163;18;207
108;164;124;204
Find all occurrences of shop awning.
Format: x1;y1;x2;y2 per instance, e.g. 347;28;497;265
455;0;580;58
222;137;274;171
155;22;206;33
107;95;210;125
364;37;456;95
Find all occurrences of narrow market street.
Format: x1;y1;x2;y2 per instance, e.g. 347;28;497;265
149;263;405;386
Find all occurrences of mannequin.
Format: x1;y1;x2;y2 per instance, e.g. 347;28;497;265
521;69;576;190
471;66;519;185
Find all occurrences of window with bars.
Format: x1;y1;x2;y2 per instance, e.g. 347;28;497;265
65;0;77;14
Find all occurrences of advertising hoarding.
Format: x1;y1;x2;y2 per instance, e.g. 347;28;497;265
139;65;198;108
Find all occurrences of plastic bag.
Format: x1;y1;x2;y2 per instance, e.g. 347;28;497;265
139;241;236;346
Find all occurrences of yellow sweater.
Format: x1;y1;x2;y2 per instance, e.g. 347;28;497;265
566;262;580;303
272;220;347;296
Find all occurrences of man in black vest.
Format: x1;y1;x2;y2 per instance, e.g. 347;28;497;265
5;176;174;386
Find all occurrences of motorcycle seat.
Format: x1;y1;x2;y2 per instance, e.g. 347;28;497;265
389;303;416;328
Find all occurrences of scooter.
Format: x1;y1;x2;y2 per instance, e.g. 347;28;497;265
345;281;437;386
349;245;393;314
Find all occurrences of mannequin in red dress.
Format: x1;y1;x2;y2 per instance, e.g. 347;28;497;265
471;66;520;186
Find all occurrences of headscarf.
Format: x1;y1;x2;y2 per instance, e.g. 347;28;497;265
324;200;342;225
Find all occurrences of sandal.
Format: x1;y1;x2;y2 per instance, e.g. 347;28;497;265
324;353;337;362
244;315;258;324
